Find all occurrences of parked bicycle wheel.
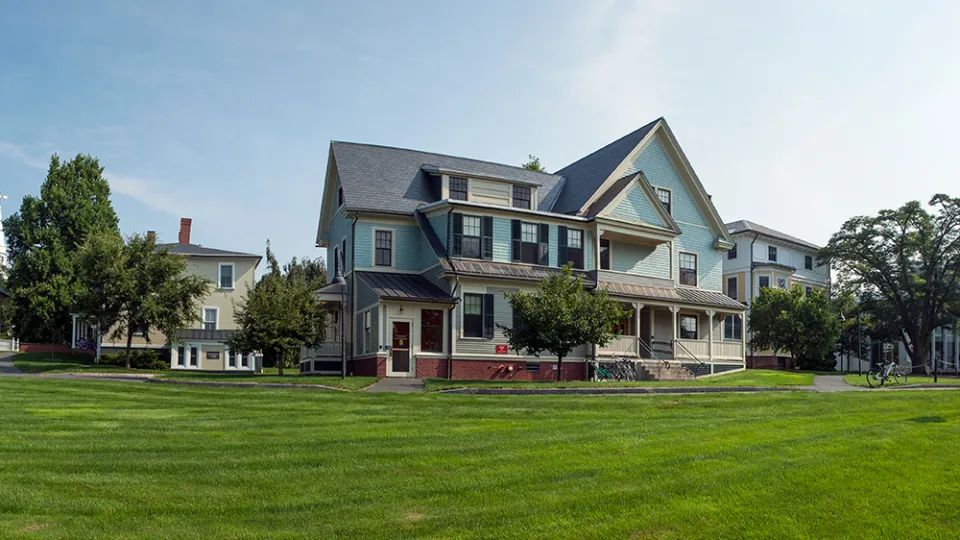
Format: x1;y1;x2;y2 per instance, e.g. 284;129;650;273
866;369;885;388
892;368;907;385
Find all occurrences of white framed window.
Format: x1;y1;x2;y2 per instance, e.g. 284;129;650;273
219;263;235;290
521;223;538;243
373;229;393;267
679;252;698;287
726;276;738;300
655;187;672;214
724;316;742;340
203;307;218;330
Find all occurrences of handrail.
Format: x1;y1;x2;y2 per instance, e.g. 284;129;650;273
636;339;675;379
671;339;706;379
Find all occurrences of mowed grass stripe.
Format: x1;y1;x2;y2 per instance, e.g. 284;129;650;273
0;378;958;538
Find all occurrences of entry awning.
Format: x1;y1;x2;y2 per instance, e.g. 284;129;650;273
357;271;457;304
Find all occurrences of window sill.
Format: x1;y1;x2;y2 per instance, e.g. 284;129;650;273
459;336;490;341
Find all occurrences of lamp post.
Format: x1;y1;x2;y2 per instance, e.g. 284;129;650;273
856;308;863;376
331;268;347;380
837;312;846;372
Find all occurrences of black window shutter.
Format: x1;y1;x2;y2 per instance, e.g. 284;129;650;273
341;239;347;271
557;226;568;267
538;224;549;266
511;220;521;262
483;294;495;339
452;214;463;257
482;216;493;260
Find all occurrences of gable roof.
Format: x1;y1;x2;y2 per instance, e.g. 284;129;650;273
725;220;821;251
157;243;261;260
331;141;564;215
551;118;660;215
587;172;681;235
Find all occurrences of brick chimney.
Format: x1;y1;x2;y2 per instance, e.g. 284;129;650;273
178;218;192;244
146;231;156;242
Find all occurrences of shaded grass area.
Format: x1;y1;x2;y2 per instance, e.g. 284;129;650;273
843;373;960;388
1;378;959;538
425;369;816;391
11;352;376;391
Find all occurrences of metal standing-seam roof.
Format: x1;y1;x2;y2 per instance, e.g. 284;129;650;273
598;281;746;311
332;141;566;215
725;220;821;251
356;271;456;304
551;118;660;215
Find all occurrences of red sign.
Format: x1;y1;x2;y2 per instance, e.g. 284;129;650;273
495;344;509;354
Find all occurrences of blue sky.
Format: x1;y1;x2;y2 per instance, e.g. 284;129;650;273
2;0;960;267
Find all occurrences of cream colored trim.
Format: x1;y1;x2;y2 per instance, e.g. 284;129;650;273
677;251;699;288
202;306;219;330
217;262;235;290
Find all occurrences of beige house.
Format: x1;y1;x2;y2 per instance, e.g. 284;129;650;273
89;218;262;371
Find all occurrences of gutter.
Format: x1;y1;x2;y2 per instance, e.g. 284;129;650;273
445;207;460;380
350;215;358;369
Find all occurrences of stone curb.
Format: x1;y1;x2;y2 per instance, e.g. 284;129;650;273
435;386;798;395
145;378;348;391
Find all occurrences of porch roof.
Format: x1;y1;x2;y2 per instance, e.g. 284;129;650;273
357;271;456;304
177;329;236;341
599;281;746;311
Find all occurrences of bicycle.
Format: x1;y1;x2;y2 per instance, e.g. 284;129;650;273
866;360;908;387
591;358;637;382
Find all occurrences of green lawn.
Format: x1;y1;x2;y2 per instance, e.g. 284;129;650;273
10;352;377;391
843;372;960;388
3;378;957;538
425;369;817;391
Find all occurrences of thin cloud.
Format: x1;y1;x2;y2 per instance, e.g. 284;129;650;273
0;142;50;169
104;173;184;216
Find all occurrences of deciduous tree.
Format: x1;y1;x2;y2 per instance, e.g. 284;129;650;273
4;154;119;343
500;264;627;381
75;232;210;368
750;285;840;370
820;195;960;372
226;244;326;376
521;155;545;172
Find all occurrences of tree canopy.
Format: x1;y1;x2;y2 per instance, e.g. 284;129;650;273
521;155;545;172
4;154;119;343
74;232;210;368
500;264;627;381
820;195;960;371
226;244;327;376
749;285;840;371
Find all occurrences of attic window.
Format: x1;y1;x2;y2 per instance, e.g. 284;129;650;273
513;186;531;209
656;188;671;215
338;186;344;207
449;176;468;201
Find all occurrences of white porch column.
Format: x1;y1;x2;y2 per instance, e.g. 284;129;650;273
95;323;101;363
707;310;716;361
71;315;77;349
633;302;642;353
670;306;680;352
740;313;747;364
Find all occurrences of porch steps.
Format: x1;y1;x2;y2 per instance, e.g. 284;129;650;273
638;363;697;382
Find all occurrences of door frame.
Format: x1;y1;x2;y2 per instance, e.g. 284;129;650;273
387;317;416;377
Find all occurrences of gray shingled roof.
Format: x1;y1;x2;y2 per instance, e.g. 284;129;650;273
357;271;455;304
551;118;660;215
157;243;261;259
725;220;820;251
332;141;565;215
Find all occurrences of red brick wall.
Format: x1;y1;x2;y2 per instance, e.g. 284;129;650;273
349;357;385;377
450;359;586;381
415;357;449;379
748;355;795;370
20;343;95;356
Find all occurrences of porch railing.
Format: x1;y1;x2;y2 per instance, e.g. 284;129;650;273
301;342;346;359
674;338;709;359
599;335;639;356
713;341;744;360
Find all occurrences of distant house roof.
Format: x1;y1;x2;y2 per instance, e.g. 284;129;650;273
551;118;660;215
356;271;456;304
725;220;821;251
332;141;565;215
157;243;262;260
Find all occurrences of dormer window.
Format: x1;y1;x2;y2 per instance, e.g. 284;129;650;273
449;176;468;201
512;186;531;209
656;188;671;215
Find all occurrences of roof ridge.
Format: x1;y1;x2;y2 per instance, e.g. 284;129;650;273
555;117;661;175
331;140;561;179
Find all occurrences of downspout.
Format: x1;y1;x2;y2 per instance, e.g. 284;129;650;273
350;215;358;372
748;232;760;365
445;207;460;379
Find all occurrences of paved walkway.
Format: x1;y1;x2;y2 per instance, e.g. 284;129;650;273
364;378;424;393
811;375;864;392
0;352;22;375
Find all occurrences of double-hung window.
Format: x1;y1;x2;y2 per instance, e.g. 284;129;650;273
726;276;738;300
759;276;770;289
449;176;468;201
679;252;698;286
599;238;611;270
512;186;531;209
679;314;698;339
452;213;492;260
421;309;444;352
724;316;742;340
805;255;813;270
219;263;235;290
558;226;584;269
805;286;813;296
656;188;671;214
203;308;218;330
462;293;494;338
728;245;737;259
768;246;778;262
512;220;547;265
375;230;393;267
462;215;482;259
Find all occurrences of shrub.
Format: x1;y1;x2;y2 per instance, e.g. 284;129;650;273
100;349;168;370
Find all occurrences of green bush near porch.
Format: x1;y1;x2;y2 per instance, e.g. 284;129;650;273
0;378;959;538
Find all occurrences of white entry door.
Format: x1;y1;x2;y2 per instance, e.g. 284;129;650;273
387;320;416;377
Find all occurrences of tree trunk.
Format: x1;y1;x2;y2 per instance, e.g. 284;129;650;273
912;331;931;375
556;355;563;382
277;351;284;377
124;327;134;370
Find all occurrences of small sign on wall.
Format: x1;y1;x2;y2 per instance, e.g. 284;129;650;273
206;351;220;360
495;344;509;354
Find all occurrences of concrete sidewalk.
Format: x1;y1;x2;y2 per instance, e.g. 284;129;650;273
364;378;424;393
0;352;22;375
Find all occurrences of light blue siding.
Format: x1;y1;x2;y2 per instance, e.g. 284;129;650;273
428;213;448;249
611;241;670;279
422;264;450;293
354;222;426;272
492;217;511;261
327;206;353;282
625;136;707;227
675;226;723;292
609;185;665;227
548;224;559;267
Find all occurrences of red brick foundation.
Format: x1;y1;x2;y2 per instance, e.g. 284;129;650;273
349;357;385;377
449;359;586;381
415;357;449;378
747;355;795;370
20;343;95;356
